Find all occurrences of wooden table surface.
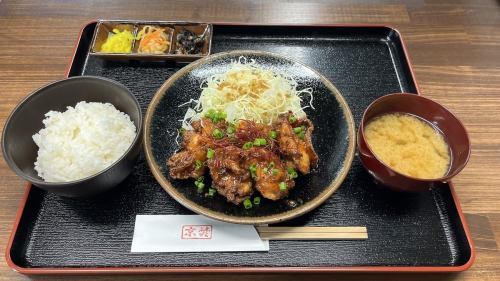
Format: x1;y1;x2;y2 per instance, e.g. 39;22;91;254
1;0;499;280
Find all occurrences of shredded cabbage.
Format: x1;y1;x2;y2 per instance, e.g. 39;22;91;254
179;56;313;128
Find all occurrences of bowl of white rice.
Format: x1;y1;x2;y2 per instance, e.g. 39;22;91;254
2;76;142;197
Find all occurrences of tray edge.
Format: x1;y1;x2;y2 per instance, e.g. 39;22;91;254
4;20;475;275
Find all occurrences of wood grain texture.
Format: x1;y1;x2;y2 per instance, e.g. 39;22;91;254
0;0;499;280
257;226;368;240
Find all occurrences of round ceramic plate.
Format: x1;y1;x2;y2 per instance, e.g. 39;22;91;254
144;50;355;224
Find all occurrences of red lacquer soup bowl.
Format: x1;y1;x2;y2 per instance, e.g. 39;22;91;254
357;93;470;192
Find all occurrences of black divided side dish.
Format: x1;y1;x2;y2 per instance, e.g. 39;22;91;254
9;23;471;269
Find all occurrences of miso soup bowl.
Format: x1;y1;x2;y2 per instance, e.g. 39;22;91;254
2;76;143;198
357;93;470;192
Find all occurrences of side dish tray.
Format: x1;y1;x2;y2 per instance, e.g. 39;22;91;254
90;20;212;61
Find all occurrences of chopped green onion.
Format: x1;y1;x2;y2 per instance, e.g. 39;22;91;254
243;142;253;149
206;148;215;159
263;167;269;174
217;111;227;121
287;167;298;179
294;126;306;140
279;181;287;191
195;181;205;189
253;138;267;146
268;162;275;168
272;168;279;176
253;197;261;205
205;109;216;119
195;177;205;193
196;176;204;182
249;164;257;178
205;109;227;123
297;131;305;140
212;128;224;139
195;160;203;170
269;131;277;139
243;198;253;209
289;115;297;123
227;124;235;134
180;128;186;134
207;188;216;197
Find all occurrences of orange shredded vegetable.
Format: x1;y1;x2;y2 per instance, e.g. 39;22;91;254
136;26;170;54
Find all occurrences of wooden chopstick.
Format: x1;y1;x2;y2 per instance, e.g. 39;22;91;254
256;226;368;240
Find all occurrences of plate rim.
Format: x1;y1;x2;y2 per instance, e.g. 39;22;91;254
143;49;356;224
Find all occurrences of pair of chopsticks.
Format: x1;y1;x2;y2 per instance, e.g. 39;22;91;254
256;226;368;240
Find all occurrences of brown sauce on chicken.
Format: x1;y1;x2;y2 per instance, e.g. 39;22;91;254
167;112;318;205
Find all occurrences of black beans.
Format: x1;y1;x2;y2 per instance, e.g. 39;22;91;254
176;29;205;55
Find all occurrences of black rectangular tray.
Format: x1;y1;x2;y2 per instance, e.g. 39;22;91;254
6;22;474;274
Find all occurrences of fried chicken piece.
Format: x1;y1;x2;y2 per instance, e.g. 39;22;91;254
207;146;253;204
192;119;217;138
245;147;294;201
276;113;318;174
192;118;238;148
236;119;272;143
168;111;318;204
167;131;208;179
168;118;231;179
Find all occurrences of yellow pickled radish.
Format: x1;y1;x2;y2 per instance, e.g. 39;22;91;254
101;29;134;53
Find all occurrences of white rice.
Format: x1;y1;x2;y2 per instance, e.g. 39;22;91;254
32;101;137;182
